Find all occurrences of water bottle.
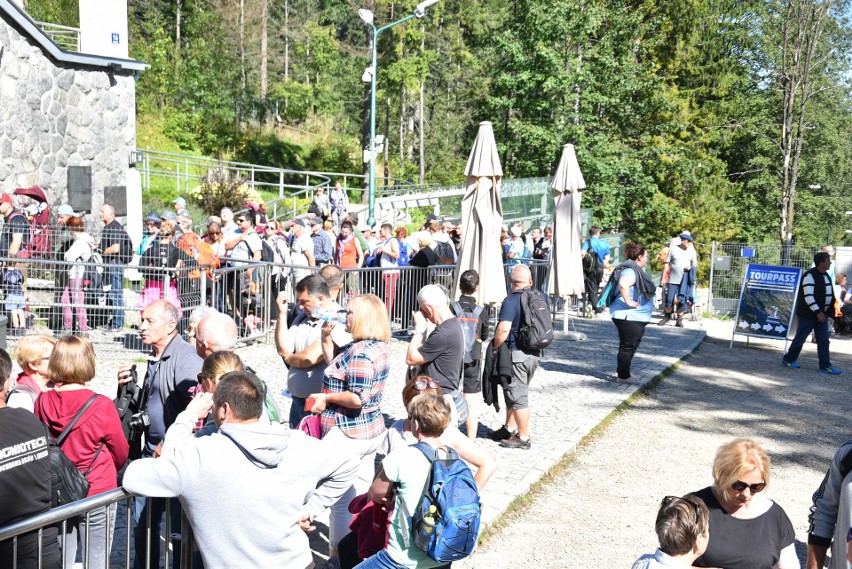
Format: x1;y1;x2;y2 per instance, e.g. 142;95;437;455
414;505;438;550
311;306;347;324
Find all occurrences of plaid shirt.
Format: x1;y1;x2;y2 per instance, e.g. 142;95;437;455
320;340;389;440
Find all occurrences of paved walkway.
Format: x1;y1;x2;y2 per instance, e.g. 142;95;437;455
71;313;706;555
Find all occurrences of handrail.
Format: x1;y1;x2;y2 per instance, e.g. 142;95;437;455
35;20;80;52
0;488;131;541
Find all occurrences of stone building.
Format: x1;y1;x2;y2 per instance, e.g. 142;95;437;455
0;0;145;212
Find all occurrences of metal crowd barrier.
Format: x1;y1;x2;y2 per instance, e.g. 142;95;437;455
0;489;192;569
0;249;555;349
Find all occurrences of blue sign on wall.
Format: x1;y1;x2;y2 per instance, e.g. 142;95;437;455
733;264;803;340
111;33;120;44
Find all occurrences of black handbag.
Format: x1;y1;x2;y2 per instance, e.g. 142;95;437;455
41;394;101;507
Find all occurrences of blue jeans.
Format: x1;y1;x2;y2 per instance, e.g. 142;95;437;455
289;395;310;429
784;316;831;369
107;266;125;328
354;549;450;569
133;452;182;569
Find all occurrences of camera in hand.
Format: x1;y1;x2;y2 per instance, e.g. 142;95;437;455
128;410;151;433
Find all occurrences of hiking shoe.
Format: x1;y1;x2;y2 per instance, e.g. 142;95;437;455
617;376;644;385
781;361;800;369
489;426;516;441
499;434;531;450
657;315;671;326
819;366;842;375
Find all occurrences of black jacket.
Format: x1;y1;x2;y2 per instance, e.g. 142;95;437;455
482;339;513;412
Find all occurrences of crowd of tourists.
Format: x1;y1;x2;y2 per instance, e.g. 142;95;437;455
2;183;851;569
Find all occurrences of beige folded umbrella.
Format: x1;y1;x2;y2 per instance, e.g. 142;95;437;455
453;121;506;305
547;144;586;297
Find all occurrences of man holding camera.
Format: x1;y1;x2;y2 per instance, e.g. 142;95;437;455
116;300;201;569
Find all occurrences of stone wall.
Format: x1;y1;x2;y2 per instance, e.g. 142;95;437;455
0;14;136;208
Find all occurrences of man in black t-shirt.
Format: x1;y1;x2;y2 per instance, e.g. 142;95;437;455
0;192;28;258
100;204;130;332
406;284;468;423
0;348;61;569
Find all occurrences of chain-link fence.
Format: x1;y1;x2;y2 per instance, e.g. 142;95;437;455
707;242;852;316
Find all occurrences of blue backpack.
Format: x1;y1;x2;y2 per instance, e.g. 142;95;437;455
397;238;410;267
402;442;481;563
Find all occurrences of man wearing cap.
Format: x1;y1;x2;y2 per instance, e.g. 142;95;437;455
175;211;194;242
173;197;187;216
310;220;333;267
289;219;315;282
0;193;27;259
659;232;698;327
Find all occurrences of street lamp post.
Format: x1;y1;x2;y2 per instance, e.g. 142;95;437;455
359;0;438;228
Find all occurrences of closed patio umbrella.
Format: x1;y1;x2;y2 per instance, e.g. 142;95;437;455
454;121;506;305
548;144;586;309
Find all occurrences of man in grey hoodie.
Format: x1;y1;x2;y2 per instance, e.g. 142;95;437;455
123;371;361;569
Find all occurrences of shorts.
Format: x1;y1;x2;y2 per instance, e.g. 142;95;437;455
5;294;26;312
462;360;482;394
503;352;539;410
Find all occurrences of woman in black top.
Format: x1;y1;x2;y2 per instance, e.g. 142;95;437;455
689;438;798;569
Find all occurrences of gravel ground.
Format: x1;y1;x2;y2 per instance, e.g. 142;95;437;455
458;320;852;568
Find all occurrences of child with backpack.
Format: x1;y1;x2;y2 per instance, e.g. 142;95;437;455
358;393;480;568
450;270;490;441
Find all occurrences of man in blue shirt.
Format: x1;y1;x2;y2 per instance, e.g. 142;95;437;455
582;227;611;314
490;265;541;450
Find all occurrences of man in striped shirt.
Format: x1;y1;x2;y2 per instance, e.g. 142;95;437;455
783;251;840;374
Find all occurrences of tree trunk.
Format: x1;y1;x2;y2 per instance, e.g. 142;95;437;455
260;0;268;102
384;95;391;186
239;0;246;94
284;0;290;81
419;79;425;184
777;0;832;259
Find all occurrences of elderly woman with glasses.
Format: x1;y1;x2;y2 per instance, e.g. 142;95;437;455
307;294;391;566
688;438;798;569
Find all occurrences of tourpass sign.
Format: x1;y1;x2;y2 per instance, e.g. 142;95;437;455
731;264;803;347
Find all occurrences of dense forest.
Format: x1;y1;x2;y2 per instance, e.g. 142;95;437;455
24;0;852;249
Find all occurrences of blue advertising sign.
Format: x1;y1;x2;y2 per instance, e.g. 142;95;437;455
733;264;802;341
111;33;120;45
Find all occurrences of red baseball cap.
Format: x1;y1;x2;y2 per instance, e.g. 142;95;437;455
0;193;12;204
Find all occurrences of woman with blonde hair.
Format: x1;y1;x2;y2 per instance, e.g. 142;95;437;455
688;438;798;569
310;294;391;566
7;335;56;411
35;335;128;569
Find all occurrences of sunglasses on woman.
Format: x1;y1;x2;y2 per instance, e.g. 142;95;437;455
414;379;440;390
731;480;766;493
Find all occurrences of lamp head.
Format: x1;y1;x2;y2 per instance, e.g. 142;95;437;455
414;0;439;17
361;66;374;83
359;8;374;24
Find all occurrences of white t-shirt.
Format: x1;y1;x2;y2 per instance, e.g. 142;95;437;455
283;302;351;398
230;230;263;266
291;233;314;266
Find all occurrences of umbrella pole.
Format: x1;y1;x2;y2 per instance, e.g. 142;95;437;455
554;295;587;341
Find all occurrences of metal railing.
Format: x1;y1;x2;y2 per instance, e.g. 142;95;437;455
707;241;852;316
0;489;193;569
36;21;80;52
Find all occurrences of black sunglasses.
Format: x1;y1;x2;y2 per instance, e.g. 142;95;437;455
730;480;766;494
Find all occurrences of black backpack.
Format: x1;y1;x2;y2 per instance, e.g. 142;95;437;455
582;250;597;274
246;237;275;263
516;288;553;351
435;240;455;265
39;394;102;507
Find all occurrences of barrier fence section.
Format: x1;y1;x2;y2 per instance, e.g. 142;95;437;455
0;250;557;353
707;241;829;316
0;490;194;569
